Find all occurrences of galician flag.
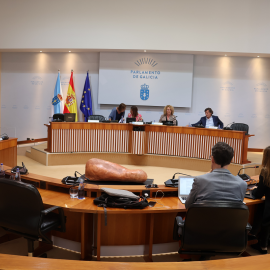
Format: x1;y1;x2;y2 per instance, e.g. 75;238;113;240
63;70;78;122
52;71;64;114
80;72;93;122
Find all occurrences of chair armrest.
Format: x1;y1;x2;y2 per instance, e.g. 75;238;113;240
41;206;62;215
246;223;252;231
41;206;66;233
176;216;185;227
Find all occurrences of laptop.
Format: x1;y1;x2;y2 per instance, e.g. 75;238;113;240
126;117;136;123
64;113;76;122
178;177;194;204
162;121;174;126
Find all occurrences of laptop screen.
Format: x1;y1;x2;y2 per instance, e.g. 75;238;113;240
178;177;194;196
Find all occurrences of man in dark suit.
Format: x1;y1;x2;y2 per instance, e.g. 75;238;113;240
185;142;247;209
192;108;224;129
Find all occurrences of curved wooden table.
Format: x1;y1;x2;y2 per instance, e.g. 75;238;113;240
0;253;270;270
2;166;261;261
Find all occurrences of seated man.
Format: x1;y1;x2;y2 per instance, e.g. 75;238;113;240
185;142;247;209
192;108;224;129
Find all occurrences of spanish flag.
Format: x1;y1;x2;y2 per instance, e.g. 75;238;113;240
63;70;78;122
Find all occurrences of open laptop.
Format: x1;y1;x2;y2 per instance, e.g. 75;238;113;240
178;177;194;204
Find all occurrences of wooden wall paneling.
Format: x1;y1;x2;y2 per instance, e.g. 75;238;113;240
81;213;93;260
51;209;81;242
144;213;154;262
100;213;149;246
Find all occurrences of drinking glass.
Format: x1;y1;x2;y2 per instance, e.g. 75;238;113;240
69;187;78;198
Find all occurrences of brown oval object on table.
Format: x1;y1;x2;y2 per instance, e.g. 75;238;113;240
85;158;147;183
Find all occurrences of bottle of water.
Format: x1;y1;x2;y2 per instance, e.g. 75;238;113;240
0;163;4;178
15;168;21;181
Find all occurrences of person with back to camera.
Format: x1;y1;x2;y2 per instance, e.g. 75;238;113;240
127;106;143;122
185;142;247;209
159;105;177;125
108;103;126;121
191;107;224;129
248;146;270;254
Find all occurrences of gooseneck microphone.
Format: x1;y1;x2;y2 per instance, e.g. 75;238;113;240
223;122;235;130
237;166;259;181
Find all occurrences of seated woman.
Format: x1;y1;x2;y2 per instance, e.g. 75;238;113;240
159;105;177;125
108;103;126;121
249;146;270;254
127;106;143;122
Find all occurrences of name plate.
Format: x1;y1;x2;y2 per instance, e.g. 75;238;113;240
88;120;99;123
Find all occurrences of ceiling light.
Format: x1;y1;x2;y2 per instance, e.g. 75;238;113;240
224;54;227;56
69;51;71;52
144;50;146;52
40;51;42;52
257;56;260;57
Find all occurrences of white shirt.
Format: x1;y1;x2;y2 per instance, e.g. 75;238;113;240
206;116;214;128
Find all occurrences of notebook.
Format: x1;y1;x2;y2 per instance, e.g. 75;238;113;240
178;177;194;204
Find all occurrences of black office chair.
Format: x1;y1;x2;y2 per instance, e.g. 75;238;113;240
173;201;251;257
0;179;66;257
88;115;105;122
231;123;249;135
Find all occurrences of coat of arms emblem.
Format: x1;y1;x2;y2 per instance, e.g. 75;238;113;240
140;84;149;100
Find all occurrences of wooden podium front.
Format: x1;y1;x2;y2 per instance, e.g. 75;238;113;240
0;138;17;167
45;123;252;164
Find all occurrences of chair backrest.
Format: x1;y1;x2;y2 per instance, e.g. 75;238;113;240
231;123;249;135
88;115;105;121
181;201;249;253
0;179;44;237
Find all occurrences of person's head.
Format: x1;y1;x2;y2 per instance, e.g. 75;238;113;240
130;106;138;117
117;103;126;113
163;105;174;116
261;146;270;186
211;142;234;169
205;108;213;119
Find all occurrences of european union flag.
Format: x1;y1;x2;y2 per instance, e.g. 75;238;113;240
80;72;93;122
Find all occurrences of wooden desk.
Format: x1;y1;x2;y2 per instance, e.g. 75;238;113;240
1;252;270;270
0;138;17;167
4;168;263;261
45;123;252;164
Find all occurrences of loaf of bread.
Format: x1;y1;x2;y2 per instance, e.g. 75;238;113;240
85;158;147;183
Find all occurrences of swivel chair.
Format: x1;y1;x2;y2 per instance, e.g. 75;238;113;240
88;115;105;122
231;123;249;135
173;201;251;257
0;179;66;257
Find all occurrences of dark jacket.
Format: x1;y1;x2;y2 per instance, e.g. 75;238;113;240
252;174;270;226
192;115;224;129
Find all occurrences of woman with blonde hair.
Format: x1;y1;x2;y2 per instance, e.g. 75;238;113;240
159;105;177;125
249;146;270;254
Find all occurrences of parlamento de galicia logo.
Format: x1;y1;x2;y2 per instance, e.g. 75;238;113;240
131;58;160;79
31;76;43;86
140;84;149;101
254;83;268;92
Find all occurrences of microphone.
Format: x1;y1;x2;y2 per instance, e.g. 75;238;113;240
237;166;259;181
223;122;234;130
0;133;9;140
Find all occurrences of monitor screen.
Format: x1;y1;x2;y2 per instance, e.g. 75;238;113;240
126;117;136;123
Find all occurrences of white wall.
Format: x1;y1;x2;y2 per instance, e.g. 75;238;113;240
1;52;270;148
1;0;270;54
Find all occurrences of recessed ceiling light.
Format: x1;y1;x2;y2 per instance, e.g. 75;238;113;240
40;51;42;52
144;50;146;52
224;54;227;56
257;56;260;57
69;51;71;52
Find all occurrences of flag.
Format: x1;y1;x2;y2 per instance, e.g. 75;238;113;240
63;70;78;122
51;71;64;115
80;72;93;122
